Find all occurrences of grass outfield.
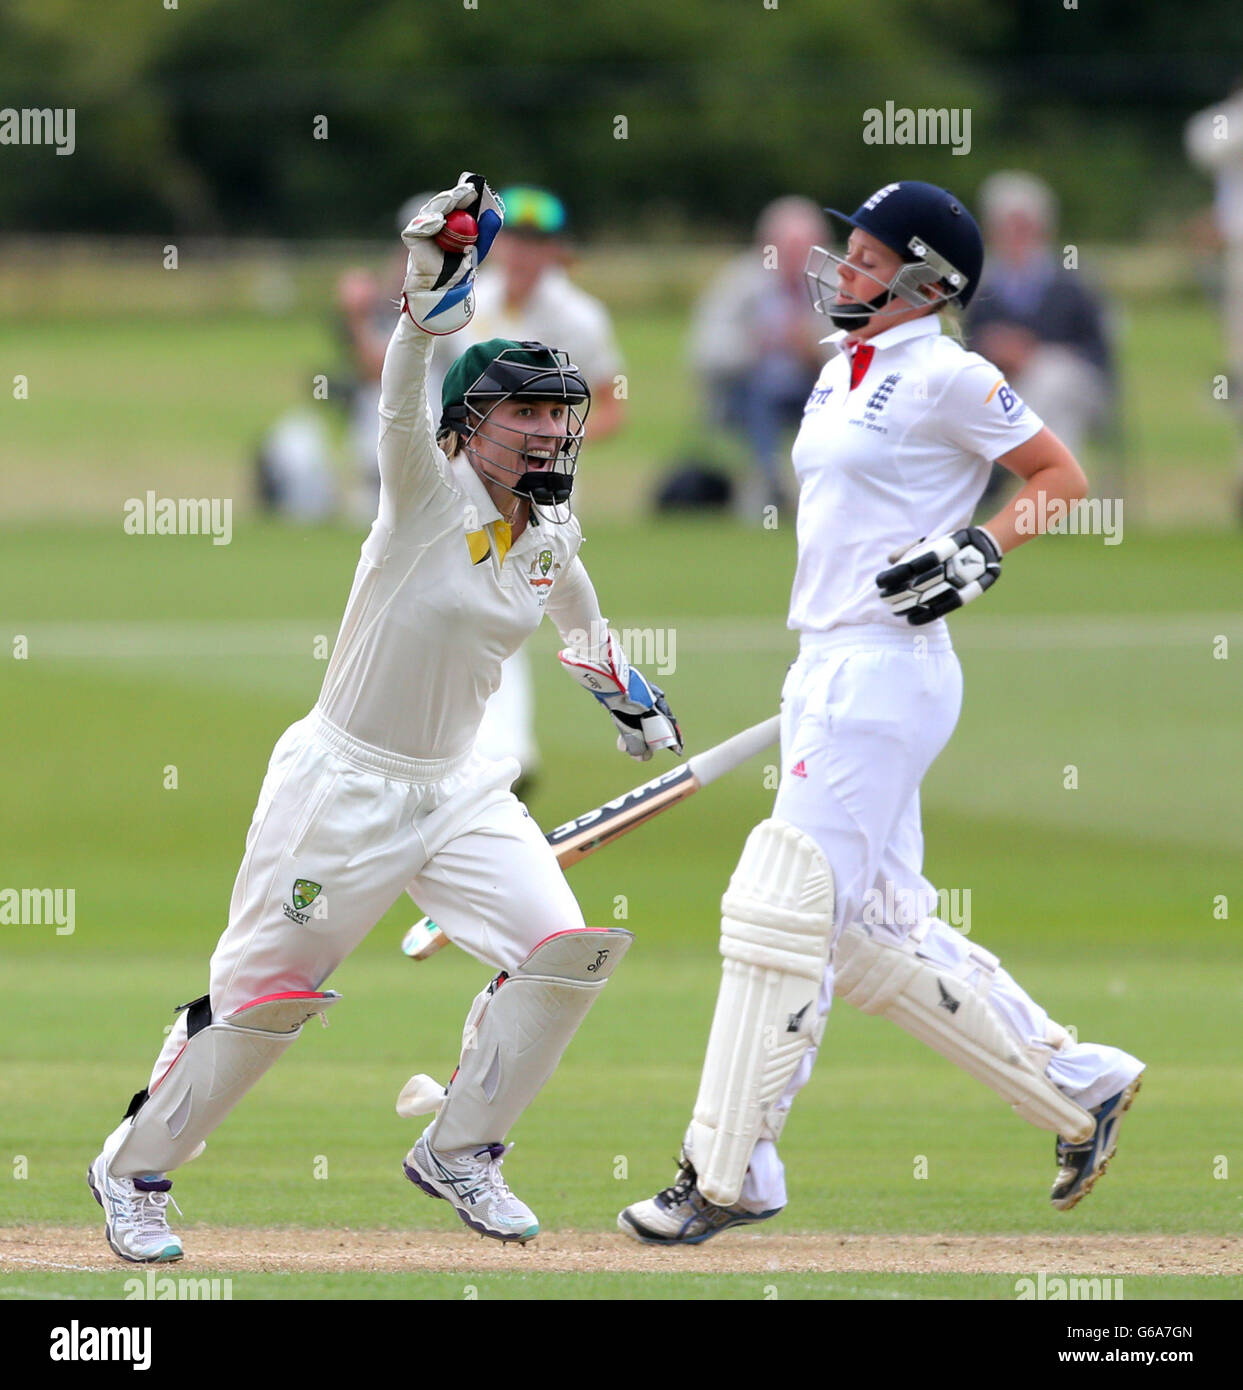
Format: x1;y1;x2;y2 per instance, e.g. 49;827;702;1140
0;292;1238;526
2;519;1239;1299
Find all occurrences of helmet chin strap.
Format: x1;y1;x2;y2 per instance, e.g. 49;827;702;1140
828;285;898;330
465;447;574;527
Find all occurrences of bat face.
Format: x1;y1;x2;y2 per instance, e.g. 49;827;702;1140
549;763;697;866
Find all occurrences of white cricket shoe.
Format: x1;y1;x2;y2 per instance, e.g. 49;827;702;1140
87;1153;183;1263
618;1158;781;1245
403;1134;539;1243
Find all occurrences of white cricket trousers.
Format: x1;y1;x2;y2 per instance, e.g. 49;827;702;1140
739;625;1143;1212
146;706;583;1091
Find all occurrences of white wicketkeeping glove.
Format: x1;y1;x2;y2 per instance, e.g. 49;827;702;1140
400;172;505;336
558;630;683;761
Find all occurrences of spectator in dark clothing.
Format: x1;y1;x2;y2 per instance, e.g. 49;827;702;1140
968;172;1115;460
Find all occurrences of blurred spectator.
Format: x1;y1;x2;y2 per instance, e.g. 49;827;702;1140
429;184;626;443
689;196;831;514
254;410;337;521
336;261;402;523
967;172;1116;469
1186;82;1243;508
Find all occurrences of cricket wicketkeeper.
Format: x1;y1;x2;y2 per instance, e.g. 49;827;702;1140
89;173;682;1258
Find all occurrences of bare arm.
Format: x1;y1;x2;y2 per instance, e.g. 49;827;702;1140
983;426;1088;554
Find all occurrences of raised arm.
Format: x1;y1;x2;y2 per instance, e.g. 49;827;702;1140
376;174;505;506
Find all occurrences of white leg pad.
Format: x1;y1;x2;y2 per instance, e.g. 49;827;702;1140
426;928;632;1152
109;991;340;1177
687;819;836;1207
833;921;1094;1141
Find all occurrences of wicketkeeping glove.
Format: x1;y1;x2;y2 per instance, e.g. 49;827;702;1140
400;172;505;336
875;526;1002;626
558;630;683;762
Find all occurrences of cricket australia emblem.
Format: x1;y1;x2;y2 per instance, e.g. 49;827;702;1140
528;547;559;603
284;878;323;924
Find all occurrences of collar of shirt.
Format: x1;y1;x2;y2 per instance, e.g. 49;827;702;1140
850;314;943;355
451;453;523;565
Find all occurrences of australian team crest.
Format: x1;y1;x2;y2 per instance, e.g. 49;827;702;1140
292;879;321;911
528;548;558;592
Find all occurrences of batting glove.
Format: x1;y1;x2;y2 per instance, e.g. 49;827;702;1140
875;526;1002;625
400;172;505;336
558;630;683;761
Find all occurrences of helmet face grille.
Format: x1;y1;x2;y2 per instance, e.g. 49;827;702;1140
445;342;591;526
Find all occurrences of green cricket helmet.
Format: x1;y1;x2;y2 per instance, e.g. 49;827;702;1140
440;338;590;519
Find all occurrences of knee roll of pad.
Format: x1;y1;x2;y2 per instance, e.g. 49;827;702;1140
108;991;340;1177
687;818;836;1207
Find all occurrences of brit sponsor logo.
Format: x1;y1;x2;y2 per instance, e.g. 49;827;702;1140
986;377;1027;424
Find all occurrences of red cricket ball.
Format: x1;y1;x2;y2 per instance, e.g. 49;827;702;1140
435;210;479;253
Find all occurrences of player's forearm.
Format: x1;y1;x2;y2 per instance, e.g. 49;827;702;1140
984;449;1088;554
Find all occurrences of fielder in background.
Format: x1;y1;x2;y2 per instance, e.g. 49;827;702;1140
88;172;682;1260
619;180;1144;1246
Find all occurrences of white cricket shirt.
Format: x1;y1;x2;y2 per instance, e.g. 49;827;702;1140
788;314;1043;632
317;313;605;760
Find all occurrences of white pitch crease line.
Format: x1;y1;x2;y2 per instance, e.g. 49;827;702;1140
1;1256;112;1272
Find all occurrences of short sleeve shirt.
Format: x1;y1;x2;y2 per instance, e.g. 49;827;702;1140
788;315;1043;632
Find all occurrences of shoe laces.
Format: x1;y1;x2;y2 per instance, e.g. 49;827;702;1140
131;1187;181;1238
657;1160;697;1209
471;1143;518;1203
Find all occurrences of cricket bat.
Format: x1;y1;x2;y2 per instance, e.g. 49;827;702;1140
400;714;780;960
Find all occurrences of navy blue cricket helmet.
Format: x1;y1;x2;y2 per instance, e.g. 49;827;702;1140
806;181;984;326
